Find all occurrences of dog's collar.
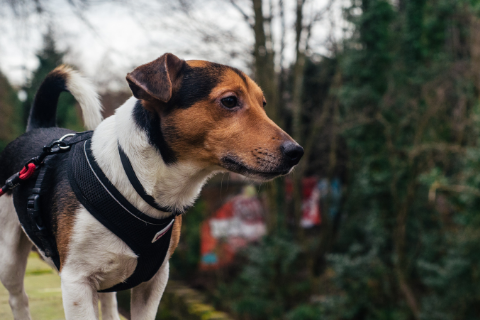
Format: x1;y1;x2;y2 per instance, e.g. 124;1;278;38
117;143;189;215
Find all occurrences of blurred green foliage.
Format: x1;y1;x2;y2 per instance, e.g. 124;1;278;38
205;1;480;319
325;0;480;319
214;232;308;320
0;72;22;152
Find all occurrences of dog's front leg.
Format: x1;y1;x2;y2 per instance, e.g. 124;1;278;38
99;292;121;320
130;260;169;320
61;269;99;320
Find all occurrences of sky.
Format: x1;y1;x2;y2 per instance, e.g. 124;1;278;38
0;0;347;91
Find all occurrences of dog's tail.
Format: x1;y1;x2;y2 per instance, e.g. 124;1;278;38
26;65;103;132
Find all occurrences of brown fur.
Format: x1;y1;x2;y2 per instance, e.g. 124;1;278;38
168;215;182;258
152;63;293;172
127;53;184;103
52;183;80;270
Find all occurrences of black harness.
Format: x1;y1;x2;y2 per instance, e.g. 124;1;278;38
15;131;186;292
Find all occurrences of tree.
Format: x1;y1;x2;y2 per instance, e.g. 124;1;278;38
327;0;480;319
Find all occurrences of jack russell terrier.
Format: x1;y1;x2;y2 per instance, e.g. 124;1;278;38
0;53;303;320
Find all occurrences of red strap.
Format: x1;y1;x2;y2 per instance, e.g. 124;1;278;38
0;162;37;197
19;163;37;180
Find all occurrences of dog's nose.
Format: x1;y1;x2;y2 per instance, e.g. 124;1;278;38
281;141;304;166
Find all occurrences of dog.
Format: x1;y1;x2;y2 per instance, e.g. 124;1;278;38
0;53;303;320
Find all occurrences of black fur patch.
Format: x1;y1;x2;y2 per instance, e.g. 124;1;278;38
230;67;248;87
27;71;68;131
132;100;177;165
168;63;247;110
168;63;223;109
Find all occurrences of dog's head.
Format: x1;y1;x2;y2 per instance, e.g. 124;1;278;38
127;53;303;181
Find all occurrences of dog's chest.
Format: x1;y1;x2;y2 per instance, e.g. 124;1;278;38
62;206;139;290
67;139;177;291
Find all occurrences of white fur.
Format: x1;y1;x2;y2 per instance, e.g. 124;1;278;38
92;97;219;218
0;195;32;320
62;66;103;130
99;292;121;320
60;203;171;319
130;261;170;319
60;205;137;319
61;206;138;291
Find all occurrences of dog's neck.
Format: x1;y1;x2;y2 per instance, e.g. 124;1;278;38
91;97;217;219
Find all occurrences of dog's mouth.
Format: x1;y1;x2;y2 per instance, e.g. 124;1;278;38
220;156;292;181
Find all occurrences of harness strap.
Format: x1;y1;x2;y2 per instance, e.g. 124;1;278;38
27;163;61;269
118;144;173;213
69;139;177;292
118;144;188;216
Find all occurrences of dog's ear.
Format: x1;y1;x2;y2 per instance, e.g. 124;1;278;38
126;53;185;103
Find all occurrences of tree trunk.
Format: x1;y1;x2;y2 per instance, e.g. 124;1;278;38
252;0;277;122
252;0;283;232
291;0;307;235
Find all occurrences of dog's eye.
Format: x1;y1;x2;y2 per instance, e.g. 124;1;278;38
263;101;267;107
221;96;238;109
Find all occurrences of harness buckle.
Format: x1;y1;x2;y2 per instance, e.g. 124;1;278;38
27;194;45;231
43;133;77;156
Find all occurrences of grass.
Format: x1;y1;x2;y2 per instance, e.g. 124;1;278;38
0;252;127;320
